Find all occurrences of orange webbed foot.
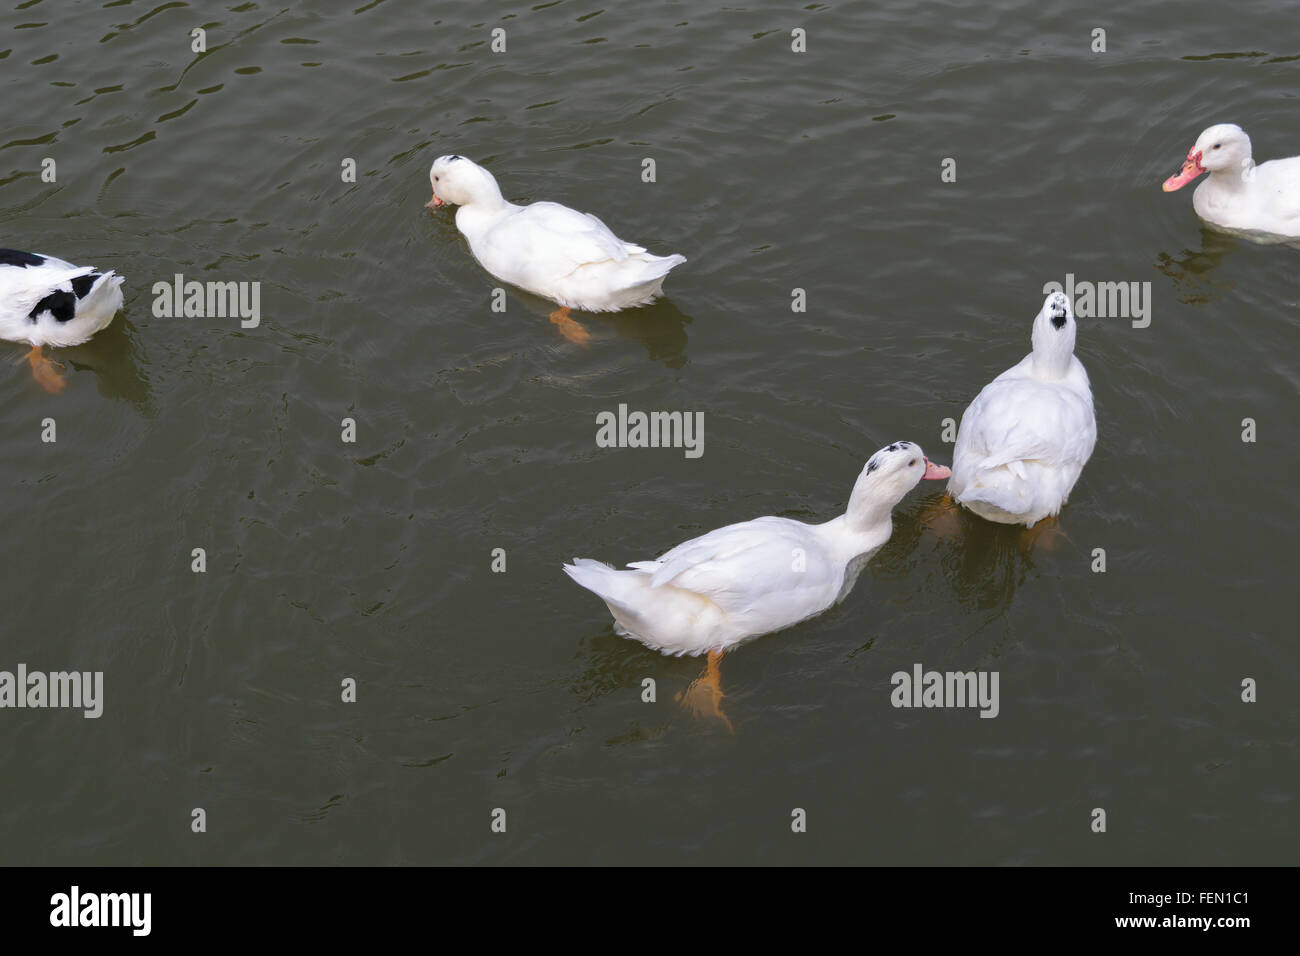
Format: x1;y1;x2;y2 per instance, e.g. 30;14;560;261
26;346;67;394
549;307;591;346
918;493;962;539
674;650;734;734
1021;517;1070;552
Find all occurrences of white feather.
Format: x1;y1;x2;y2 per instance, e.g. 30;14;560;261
428;155;685;312
949;292;1096;527
1166;123;1300;240
565;443;950;656
0;250;124;348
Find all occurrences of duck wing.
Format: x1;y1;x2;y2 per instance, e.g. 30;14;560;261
958;379;1095;474
626;517;833;616
501;201;642;272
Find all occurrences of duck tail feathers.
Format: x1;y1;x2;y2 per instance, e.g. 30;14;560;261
563;557;657;607
653;252;687;273
563;558;621;599
83;270;125;311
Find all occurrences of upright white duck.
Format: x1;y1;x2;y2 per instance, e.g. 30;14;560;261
565;442;950;726
1162;123;1300;239
0;249;124;393
948;292;1096;528
426;154;686;344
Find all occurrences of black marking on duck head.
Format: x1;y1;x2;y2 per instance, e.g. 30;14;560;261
447;154;462;162
0;249;46;268
866;459;880;474
1047;293;1070;329
71;273;99;298
29;289;77;323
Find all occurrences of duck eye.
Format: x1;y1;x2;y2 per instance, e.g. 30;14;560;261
908;459;916;467
1213;144;1221;150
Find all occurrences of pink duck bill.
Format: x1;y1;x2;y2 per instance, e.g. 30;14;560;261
1163;147;1206;192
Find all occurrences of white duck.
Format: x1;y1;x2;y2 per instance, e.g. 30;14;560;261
948;292;1096;528
1163;123;1300;239
565;441;949;726
0;249;124;393
426;154;686;344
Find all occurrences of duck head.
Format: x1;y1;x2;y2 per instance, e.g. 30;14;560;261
847;441;950;530
1163;123;1252;191
426;154;505;209
1030;291;1077;379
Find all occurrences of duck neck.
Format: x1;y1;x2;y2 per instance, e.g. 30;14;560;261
455;194;512;235
471;191;511;213
1030;351;1072;380
1208;161;1253;192
817;515;887;569
454;169;512;228
844;481;897;537
471;170;510;211
1030;327;1075;380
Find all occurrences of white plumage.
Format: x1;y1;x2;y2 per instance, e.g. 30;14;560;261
0;249;123;347
0;249;124;392
948;292;1096;527
1163;123;1300;240
564;443;951;657
425;155;685;314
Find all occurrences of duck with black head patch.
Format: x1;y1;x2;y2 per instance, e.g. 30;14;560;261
563;441;951;730
0;249;124;393
947;291;1096;533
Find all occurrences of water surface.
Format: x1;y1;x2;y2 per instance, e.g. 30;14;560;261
1;0;1296;865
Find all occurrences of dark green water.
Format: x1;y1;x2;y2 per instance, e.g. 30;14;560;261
1;0;1296;864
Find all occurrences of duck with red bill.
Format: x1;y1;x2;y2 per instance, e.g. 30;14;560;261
1160;123;1300;238
1163;146;1205;192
